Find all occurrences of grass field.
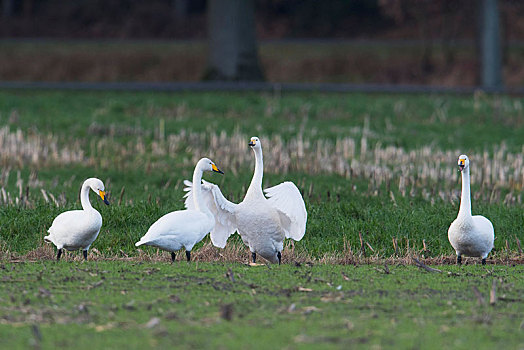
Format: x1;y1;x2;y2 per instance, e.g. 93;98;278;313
0;90;523;348
1;262;523;349
0;90;522;260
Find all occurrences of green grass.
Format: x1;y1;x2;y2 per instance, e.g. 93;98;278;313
0;262;523;349
0;90;523;349
1;90;523;150
0;90;523;258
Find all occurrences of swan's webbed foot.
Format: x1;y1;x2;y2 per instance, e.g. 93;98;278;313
277;252;282;265
56;248;63;261
171;252;176;263
186;251;191;262
481;258;486;265
83;250;88;261
252;252;256;263
457;254;462;265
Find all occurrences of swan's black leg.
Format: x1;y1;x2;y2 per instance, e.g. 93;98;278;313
56;249;62;261
252;252;256;263
83;250;88;261
482;258;486;265
171;252;176;262
277;252;282;265
186;251;191;262
457;254;462;265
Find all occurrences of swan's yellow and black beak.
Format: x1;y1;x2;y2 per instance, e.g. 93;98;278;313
99;190;110;205
212;163;224;175
248;139;256;147
458;159;465;172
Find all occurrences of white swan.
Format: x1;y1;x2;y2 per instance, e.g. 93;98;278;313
135;158;224;262
448;155;494;265
184;137;307;264
44;177;110;261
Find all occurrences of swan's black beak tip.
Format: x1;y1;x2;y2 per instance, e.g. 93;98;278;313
248;142;255;147
212;164;224;174
103;197;110;205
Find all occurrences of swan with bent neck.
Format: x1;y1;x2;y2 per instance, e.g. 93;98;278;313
183;137;307;264
448;154;494;265
44;177;110;261
135;158;224;262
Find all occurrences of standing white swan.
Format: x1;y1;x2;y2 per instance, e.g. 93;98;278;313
44;177;110;261
448;155;494;265
184;137;307;264
135;158;224;262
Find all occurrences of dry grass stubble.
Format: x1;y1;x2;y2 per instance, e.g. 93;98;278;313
2;126;523;206
3;241;523;266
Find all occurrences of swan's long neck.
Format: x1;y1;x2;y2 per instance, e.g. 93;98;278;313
80;183;94;211
246;147;264;199
192;165;212;215
458;167;472;219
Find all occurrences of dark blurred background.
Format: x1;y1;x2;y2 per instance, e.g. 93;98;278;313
0;0;522;89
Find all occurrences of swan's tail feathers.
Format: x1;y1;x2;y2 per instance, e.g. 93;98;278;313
135;240;145;247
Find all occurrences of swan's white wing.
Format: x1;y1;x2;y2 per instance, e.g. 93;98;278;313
183;180;238;248
264;181;307;241
46;210;102;248
473;215;495;251
136;210;213;251
48;210;87;235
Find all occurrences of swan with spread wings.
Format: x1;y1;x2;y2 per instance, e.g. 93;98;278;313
184;137;307;264
136;158;224;262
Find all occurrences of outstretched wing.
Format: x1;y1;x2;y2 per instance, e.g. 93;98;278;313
264;181;307;241
184;180;238;248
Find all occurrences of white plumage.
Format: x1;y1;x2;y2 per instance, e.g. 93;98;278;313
264;182;307;241
448;154;494;265
183;179;237;249
184;137;307;264
135;158;224;262
44;177;110;261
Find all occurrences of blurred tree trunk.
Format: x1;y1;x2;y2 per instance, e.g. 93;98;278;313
173;0;188;20
204;0;264;81
2;0;14;18
480;0;502;89
22;0;32;16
